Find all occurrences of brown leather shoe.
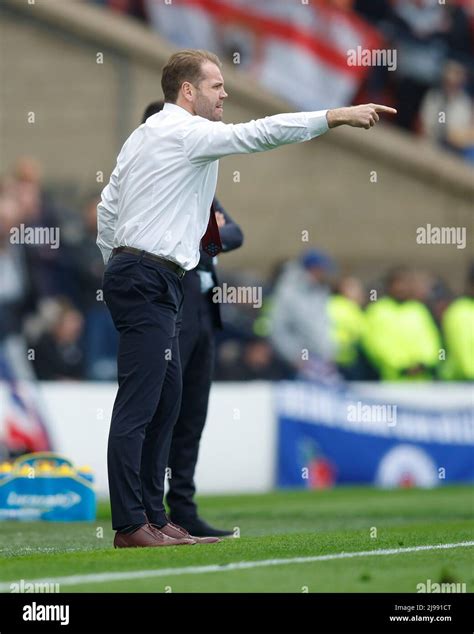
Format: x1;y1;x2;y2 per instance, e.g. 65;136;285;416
160;521;221;544
113;523;195;548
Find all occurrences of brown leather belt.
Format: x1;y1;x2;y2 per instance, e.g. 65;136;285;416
111;246;186;278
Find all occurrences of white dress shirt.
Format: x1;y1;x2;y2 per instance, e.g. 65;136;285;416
97;102;329;270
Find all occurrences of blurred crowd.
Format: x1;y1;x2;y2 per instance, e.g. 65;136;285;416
216;253;473;383
354;0;474;162
91;0;474;163
0;157;117;383
0;157;472;384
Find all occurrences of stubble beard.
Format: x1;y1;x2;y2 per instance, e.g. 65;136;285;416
195;93;221;122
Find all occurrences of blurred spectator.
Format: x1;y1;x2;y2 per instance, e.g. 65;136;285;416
355;0;392;24
0;188;28;342
428;277;455;328
29;298;85;381
362;267;441;380
409;269;436;303
216;270;263;341
92;0;147;21
443;0;473;63
216;335;293;381
354;0;473;136
251;260;288;340
328;275;370;380
388;0;449;130
70;195;118;380
9;157;66;297
420;60;474;161
270;249;335;375
440;264;474;381
0;182;43;360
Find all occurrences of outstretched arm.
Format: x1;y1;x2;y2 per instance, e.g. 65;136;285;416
183;104;396;164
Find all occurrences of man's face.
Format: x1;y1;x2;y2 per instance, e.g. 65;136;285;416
306;266;326;285
191;62;228;121
389;274;411;301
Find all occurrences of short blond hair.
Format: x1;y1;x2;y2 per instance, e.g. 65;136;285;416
161;49;222;103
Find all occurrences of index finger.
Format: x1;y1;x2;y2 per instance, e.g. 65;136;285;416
372;105;397;114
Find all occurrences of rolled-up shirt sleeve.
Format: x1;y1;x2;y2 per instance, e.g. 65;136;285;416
182;110;329;165
97;164;120;264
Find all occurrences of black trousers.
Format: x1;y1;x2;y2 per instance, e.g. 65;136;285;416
103;251;183;530
166;281;215;522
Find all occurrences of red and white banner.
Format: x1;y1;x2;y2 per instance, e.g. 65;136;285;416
0;345;52;458
146;0;383;109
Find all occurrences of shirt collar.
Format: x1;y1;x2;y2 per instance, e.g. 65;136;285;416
163;102;193;117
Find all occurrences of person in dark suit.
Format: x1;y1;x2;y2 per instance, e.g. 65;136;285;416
141;102;244;537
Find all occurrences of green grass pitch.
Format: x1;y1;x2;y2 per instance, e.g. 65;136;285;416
0;485;473;593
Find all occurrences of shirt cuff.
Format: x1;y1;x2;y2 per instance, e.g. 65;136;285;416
306;109;329;138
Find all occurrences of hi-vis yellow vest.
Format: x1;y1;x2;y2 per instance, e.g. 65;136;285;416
329;295;365;366
441;297;474;380
362;297;441;380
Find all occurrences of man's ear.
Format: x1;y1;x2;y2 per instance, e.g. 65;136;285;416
181;81;194;103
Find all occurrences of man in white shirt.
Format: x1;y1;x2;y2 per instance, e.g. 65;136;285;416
98;48;396;548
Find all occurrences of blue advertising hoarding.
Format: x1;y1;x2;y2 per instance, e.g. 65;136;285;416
276;382;474;488
0;452;96;521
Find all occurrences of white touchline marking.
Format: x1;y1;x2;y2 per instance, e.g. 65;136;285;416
0;546;92;555
1;541;473;591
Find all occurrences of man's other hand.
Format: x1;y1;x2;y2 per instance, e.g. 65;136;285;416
215;211;226;228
